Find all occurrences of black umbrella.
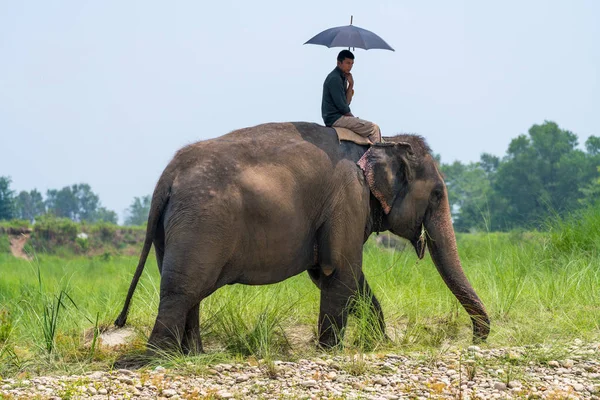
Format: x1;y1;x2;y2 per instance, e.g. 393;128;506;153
304;16;394;51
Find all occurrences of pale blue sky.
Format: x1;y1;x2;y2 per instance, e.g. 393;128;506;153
1;1;598;222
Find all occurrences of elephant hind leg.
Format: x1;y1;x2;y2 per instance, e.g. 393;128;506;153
148;259;223;354
147;292;190;354
182;303;202;355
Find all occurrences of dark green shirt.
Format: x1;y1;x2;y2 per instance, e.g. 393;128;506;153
321;67;351;126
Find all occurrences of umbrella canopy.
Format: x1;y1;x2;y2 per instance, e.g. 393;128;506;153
304;24;394;51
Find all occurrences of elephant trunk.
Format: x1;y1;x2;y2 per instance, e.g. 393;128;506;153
424;195;490;343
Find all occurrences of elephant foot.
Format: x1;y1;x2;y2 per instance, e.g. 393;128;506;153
317;330;343;350
382;333;393;344
112;352;151;370
146;333;184;357
472;333;488;345
317;340;340;351
182;336;204;355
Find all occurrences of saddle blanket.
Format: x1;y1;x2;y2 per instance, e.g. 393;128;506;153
333;127;376;145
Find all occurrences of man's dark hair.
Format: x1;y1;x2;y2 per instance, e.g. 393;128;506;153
337;50;355;63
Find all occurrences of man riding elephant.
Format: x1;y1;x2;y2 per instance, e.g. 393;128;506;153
322;50;382;144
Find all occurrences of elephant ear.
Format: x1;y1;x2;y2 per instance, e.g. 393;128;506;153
357;142;414;214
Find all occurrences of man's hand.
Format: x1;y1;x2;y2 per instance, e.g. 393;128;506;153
345;73;354;105
345;72;354;88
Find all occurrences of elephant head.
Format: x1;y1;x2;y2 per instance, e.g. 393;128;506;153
357;136;490;342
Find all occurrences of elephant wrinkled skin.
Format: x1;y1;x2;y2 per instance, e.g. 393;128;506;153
115;122;490;353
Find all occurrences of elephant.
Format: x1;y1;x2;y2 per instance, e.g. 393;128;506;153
115;122;490;353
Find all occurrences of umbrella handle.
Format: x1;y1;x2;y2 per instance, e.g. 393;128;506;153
349;15;353;51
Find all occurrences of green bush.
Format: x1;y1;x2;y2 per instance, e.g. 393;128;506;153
88;222;118;243
75;236;90;253
29;215;78;252
0;219;31;231
0;235;10;254
23;216;142;255
0;308;12;344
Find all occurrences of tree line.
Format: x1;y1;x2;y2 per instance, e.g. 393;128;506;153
0;180;151;226
441;121;600;231
1;121;598;230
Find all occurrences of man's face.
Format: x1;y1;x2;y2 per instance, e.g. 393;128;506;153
337;57;354;74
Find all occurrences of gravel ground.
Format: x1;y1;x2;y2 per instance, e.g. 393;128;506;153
1;341;599;399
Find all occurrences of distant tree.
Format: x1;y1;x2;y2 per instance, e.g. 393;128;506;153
479;153;500;175
585;135;600;155
46;187;78;220
491;121;594;229
94;207;118;224
14;189;46;223
0;176;15;220
439;122;599;232
441;160;494;232
45;183;115;223
125;195;151;226
580;166;600;207
73;184;100;222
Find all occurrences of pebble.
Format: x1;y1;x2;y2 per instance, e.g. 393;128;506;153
118;369;134;375
561;359;575;368
301;380;317;388
374;377;389;386
494;382;507;391
548;360;560;368
572;383;585;392
162;388;178;397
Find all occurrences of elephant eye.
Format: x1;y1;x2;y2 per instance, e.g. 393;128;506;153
431;187;444;203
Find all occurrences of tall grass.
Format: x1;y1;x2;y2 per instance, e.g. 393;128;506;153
208;289;293;358
0;204;598;376
547;204;600;256
31;262;76;354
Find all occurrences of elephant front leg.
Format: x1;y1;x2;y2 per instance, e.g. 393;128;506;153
315;187;372;348
317;274;354;348
316;272;389;348
348;277;389;343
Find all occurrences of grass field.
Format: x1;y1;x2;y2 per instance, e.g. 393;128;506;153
0;206;598;378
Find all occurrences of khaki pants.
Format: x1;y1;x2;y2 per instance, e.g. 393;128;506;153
332;116;382;143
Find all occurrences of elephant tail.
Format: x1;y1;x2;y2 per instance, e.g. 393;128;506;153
114;180;171;328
